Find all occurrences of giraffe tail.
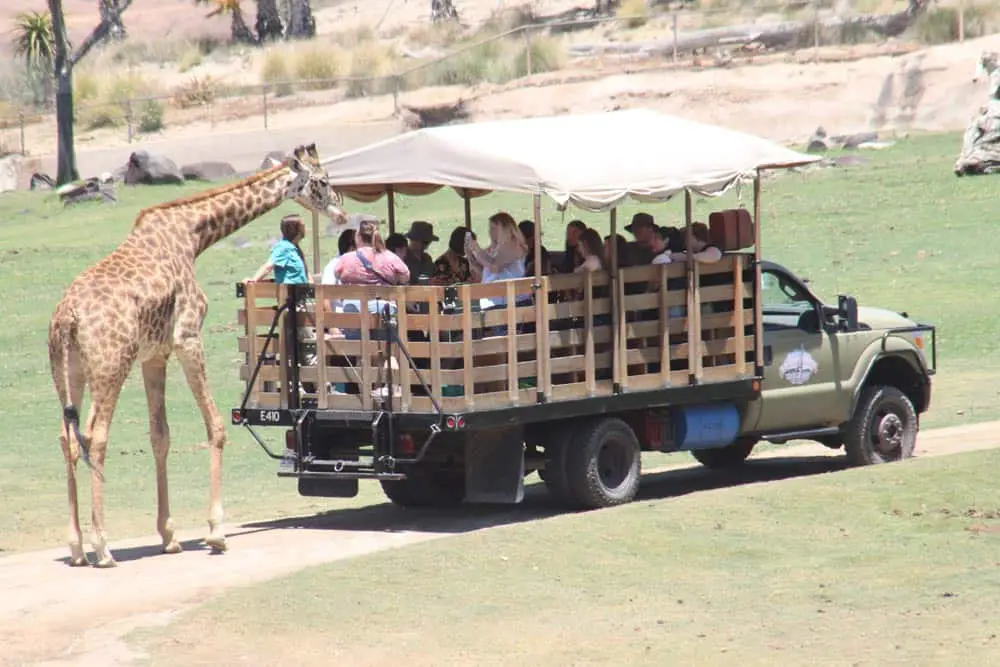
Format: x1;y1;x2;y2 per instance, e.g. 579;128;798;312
54;318;103;482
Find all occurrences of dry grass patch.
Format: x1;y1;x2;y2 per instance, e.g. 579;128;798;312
292;44;345;91
345;41;398;98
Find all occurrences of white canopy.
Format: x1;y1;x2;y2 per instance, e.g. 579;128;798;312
320;109;821;212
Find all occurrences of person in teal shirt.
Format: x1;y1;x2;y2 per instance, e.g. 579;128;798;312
245;214;309;284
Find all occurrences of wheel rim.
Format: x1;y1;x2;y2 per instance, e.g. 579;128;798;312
871;406;906;459
596;438;632;490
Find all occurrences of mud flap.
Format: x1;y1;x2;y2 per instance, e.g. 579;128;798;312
464;427;525;504
297;476;359;498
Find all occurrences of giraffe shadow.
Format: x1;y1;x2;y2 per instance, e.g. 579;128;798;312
49;454;847;565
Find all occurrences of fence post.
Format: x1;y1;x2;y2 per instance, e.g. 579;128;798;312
263;85;269;130
813;1;820;63
126;99;134;144
524;29;533;77
18;110;25;155
958;0;965;42
672;12;678;63
392;76;401;116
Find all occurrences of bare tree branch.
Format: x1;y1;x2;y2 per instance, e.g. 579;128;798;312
70;0;134;66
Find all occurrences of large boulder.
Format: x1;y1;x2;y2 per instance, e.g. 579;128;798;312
955;101;1000;176
260;151;287;170
0;154;23;193
123;151;184;185
181;161;237;182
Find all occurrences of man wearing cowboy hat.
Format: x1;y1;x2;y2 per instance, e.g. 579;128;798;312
404;220;438;285
624;212;657;264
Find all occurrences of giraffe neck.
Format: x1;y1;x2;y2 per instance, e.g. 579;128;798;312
132;164;296;260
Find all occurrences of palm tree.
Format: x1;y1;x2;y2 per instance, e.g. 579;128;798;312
11;10;56;107
197;0;255;44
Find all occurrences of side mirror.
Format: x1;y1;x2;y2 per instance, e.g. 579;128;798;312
837;295;859;332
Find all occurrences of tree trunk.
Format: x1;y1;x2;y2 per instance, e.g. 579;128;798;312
231;5;256;44
430;0;459;23
284;0;316;40
99;0;127;42
256;0;284;42
55;67;78;184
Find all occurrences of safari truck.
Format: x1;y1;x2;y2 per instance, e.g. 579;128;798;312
230;110;936;510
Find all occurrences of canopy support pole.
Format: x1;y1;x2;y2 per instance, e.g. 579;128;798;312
610;207;621;393
752;170;763;378
310;210;320;281
463;190;472;230
532;194;548;403
684;190;702;384
387;186;396;234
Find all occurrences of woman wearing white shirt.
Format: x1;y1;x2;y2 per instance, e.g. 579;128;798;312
574;228;607;273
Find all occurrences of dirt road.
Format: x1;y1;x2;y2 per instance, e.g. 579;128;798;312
2;420;997;666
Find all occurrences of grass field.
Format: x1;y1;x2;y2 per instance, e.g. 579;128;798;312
0;129;993;555
128;446;1000;666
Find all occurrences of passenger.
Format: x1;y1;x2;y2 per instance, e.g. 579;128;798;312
604;233;633;269
650;226;681;265
385;233;409;263
556;219;588;274
466;211;530;331
432;226;475;285
403;220;438;284
245;214;309;285
575;228;607;273
672;222;723;264
624;212;657;264
335;219;410;287
519;219;552;276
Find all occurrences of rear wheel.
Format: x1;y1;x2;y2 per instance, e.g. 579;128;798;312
690;437;758;469
380;463;466;508
844;385;917;465
564;418;641;509
541;424;579;507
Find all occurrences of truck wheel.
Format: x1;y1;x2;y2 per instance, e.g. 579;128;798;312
380;465;466;508
565;418;641;509
844;385;917;466
541;424;579;507
690;438;757;469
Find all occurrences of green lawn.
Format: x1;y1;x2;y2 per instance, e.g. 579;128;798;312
0;130;992;554
129;447;1000;666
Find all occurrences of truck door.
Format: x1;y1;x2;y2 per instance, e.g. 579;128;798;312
753;268;842;433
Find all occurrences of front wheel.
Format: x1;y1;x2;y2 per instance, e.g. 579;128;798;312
844;385;917;466
690;437;758;469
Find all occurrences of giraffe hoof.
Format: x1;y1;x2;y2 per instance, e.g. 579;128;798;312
204;535;228;553
68;556;89;567
163;541;183;555
93;556;118;569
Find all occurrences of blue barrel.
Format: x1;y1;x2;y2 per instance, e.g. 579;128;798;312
673;403;741;451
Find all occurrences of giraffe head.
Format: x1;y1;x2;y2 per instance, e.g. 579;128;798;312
285;143;348;225
973;51;999;83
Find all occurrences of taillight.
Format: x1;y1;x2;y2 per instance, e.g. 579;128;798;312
446;416;457;429
284;429;296;452
399;433;415;455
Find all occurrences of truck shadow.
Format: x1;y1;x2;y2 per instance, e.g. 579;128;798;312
236;454;849;538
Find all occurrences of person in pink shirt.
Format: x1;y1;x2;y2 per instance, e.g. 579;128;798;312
335;219;410;286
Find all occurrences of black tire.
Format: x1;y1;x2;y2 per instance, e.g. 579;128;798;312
844;385;917;466
690;437;758;469
564;418;642;509
541;424;578;507
380;464;466;508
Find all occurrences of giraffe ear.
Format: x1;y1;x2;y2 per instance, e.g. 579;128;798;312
306;143;318;158
289;155;305;173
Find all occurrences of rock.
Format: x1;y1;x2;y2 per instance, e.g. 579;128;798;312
841;131;879;150
0;154;23;193
30;173;54;191
260;151;287;170
123;151;184;186
59;178;118;206
181;161;237;182
806;138;829;153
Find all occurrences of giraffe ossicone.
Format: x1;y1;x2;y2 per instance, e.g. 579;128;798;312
47;143;346;568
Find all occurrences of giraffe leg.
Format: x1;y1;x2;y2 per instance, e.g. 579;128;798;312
175;336;228;553
142;358;181;555
53;342;87;566
84;375;127;569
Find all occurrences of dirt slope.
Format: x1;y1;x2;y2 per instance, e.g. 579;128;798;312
1;420;998;667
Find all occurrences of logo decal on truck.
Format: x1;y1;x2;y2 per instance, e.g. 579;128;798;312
779;346;819;385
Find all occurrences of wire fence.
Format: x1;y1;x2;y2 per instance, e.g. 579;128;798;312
0;1;992;157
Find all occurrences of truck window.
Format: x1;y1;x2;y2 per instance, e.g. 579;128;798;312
762;270;811;307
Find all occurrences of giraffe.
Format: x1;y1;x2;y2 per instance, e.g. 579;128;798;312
47;143;346;568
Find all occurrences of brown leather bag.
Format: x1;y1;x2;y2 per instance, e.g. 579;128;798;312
708;209;754;250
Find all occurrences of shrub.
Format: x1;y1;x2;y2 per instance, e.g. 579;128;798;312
104;71;159;105
73;70;100;103
137;98;165;132
178;46;204;73
79;104;126;130
616;0;649;29
171;75;217;109
260;49;294;96
345;43;395;98
512;35;565;79
909;5;999;45
294;46;342;91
